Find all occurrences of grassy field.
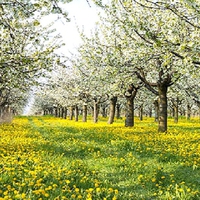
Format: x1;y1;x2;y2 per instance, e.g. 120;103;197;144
0;116;200;200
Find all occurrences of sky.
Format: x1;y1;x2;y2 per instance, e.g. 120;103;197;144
55;0;101;55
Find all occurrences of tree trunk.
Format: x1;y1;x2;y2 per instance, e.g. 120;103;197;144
124;85;138;127
93;99;99;123
139;104;143;121
82;104;87;122
171;97;179;123
158;85;168;132
61;107;65;119
199;106;200;119
108;96;117;124
75;105;79;122
173;98;179;123
48;108;51;115
174;105;178;123
116;104;121;119
186;104;191;120
148;107;152;117
0;106;3;119
58;107;61;118
101;105;107;118
171;107;175;118
63;107;67;119
0;105;12;123
69;106;74;120
154;100;159;122
125;96;134;127
54;107;58;117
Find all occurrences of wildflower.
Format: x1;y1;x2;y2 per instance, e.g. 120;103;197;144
179;188;184;192
138;174;143;181
86;193;92;199
152;178;156;182
7;185;11;190
65;180;70;184
108;188;114;193
45;186;52;191
21;193;26;198
15;194;21;199
114;189;119;194
75;188;80;193
44;193;49;197
96;188;101;193
14;190;18;195
71;194;76;198
94;183;99;187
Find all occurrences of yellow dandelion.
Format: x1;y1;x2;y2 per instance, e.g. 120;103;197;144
29;182;34;186
94;183;99;187
187;188;191;192
152;178;156;182
114;189;119;194
96;187;101;193
86;193;92;199
108;188;114;193
3;195;9;200
7;185;11;190
65;180;70;184
14;194;21;199
44;193;49;197
71;194;76;198
112;196;117;200
21;193;26;198
75;188;80;193
179;188;184;192
13;190;18;195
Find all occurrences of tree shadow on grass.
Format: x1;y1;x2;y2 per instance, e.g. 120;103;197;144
170;165;200;189
96;164;200;200
168;125;200;132
34;140;101;159
96;170;158;200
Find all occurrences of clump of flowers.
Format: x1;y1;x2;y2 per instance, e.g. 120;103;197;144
0;116;199;199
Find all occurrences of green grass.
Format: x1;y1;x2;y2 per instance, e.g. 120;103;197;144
0;116;199;200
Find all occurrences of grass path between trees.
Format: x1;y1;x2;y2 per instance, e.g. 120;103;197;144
0;116;200;200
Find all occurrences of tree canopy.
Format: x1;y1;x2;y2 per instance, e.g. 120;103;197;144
0;0;71;117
